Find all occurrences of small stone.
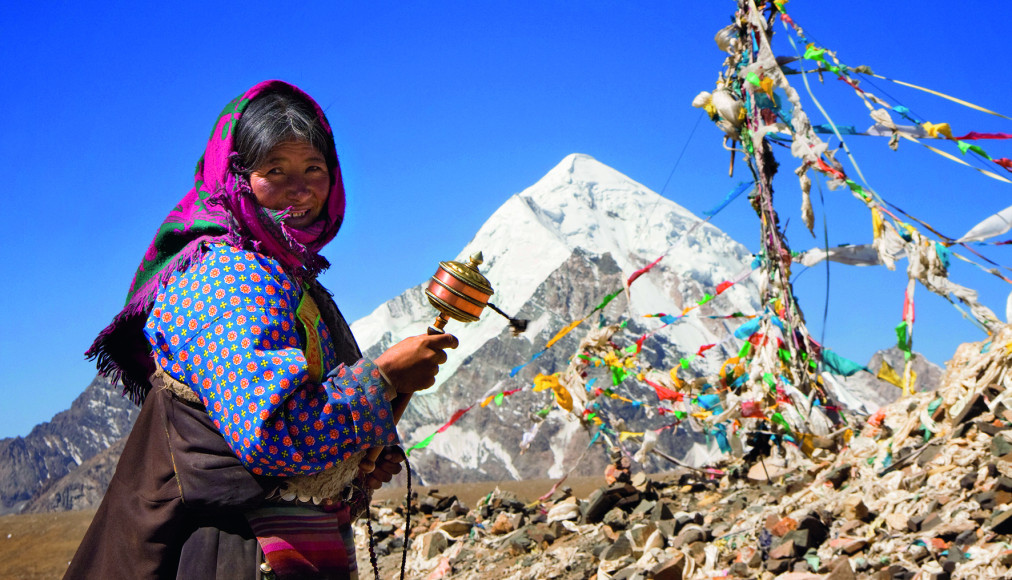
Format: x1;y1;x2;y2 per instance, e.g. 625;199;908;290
631;499;656;516
600;534;633;562
825;557;857;580
959;473;977;490
748;461;789;481
604;506;629;530
885;512;909;532
687;541;707;566
919;513;941;532
907;543;929;562
974;490;997;510
728;562;749;577
671;524;707;548
505;528;533;555
626;523;658;552
991;508;1012;534
650;501;675;522
825;465;852;488
582;488;617;524
916;444;943;467
546;502;580;523
771;516;799;537
769;538;798;560
489;511;523;535
650;552;686;580
435;519;472;537
953;392;989;425
766;558;792;574
415;531;448;559
631;471;648;489
992;434;1012;458
839;495;869;521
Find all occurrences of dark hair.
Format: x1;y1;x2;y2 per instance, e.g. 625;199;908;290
232;86;338;186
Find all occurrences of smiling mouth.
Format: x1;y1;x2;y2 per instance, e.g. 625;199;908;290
287;209;309;218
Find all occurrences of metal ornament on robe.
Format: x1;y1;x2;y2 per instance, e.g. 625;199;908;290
425;252;495;335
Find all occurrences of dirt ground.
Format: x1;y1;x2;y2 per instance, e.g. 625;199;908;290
372;474;607;508
0;510;95;580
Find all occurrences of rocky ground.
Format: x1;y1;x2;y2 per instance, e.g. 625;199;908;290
353;327;1012;579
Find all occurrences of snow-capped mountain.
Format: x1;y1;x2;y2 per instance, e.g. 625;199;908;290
353;153;761;484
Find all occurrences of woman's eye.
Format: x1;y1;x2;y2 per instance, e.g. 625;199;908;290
266;168;284;175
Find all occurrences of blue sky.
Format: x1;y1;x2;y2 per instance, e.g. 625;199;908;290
1;1;1008;438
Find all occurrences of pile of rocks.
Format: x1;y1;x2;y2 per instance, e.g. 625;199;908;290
354;328;1012;579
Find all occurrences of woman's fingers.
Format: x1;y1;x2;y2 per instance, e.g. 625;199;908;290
361;446;405;489
375;334;459;393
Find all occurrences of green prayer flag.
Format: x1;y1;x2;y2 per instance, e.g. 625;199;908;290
593;289;623;312
611;366;628;385
494;392;504;406
771;412;792;432
746;71;761;87
957;140;989;158
680;358;691;369
406;432;438;455
822;349;868;377
697;293;715;305
895;321;910;352
738;341;752;358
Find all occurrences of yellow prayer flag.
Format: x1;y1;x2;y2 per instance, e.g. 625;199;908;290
619;431;644;442
871;207;884;240
545;318;586;349
533;373;559;392
554;384;574;412
877;360;905;389
922;121;953;139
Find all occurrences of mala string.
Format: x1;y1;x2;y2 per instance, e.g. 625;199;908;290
400;454;412;580
366;517;379;580
365;453;412;580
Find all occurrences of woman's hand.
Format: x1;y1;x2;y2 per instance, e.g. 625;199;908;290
358;446;405;490
374;333;459;394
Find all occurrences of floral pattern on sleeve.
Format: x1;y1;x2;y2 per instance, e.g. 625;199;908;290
144;244;397;477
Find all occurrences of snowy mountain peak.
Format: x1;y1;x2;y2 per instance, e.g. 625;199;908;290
524;153;698;235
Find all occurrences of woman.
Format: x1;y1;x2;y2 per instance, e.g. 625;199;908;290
66;80;456;579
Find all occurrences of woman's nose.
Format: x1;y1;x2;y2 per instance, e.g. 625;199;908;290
286;176;311;199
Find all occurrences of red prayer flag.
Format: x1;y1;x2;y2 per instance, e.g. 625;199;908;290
645;378;683;402
627;255;664;286
696;343;717;358
436;405;474;433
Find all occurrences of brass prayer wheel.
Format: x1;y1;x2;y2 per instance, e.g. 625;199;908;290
425;252;494;333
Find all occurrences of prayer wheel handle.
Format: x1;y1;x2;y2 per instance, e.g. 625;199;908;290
363;252;498;466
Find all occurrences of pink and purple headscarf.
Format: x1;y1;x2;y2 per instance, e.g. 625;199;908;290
87;80;346;403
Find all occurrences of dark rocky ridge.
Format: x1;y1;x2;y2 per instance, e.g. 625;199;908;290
0;375;137;514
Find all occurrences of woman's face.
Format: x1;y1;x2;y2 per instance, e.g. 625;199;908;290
248;140;330;230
